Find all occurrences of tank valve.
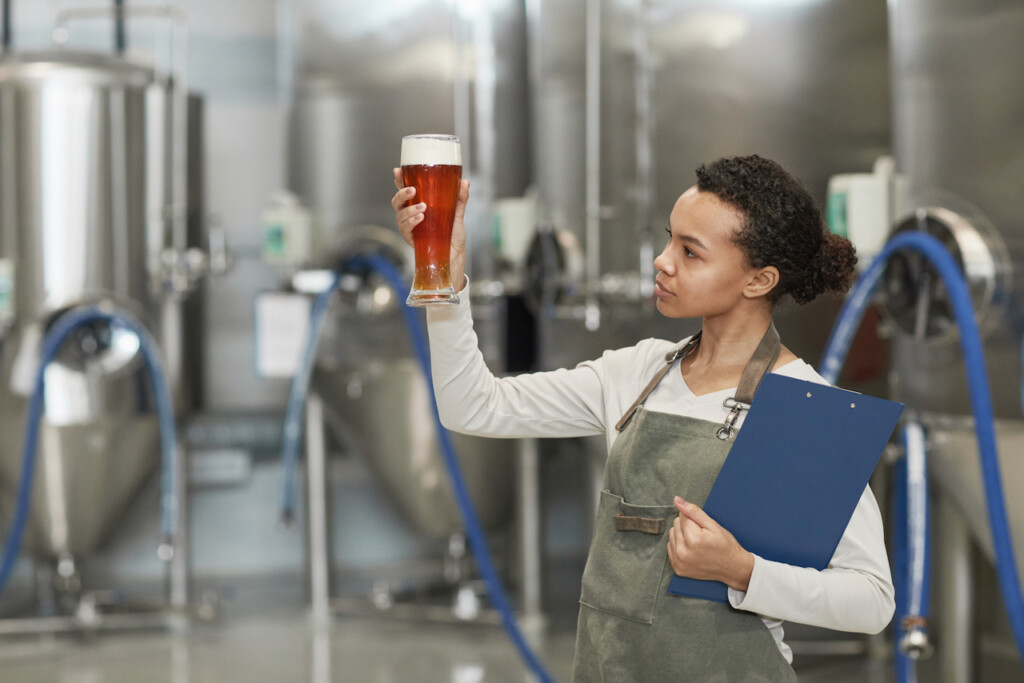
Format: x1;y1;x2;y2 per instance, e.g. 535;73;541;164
898;616;935;659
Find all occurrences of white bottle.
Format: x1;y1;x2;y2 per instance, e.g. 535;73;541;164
261;190;314;267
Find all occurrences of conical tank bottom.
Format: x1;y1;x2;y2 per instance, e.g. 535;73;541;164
313;360;514;539
0;414;160;559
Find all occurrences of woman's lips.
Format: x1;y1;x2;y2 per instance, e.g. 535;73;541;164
654;280;674;298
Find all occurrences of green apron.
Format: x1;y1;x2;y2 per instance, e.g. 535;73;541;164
572;325;797;682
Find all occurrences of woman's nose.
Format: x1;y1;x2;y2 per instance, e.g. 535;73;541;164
654;247;670;274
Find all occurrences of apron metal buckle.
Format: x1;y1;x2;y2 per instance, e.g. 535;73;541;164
717;398;748;440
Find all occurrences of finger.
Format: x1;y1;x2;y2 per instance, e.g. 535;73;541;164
393;167;404;190
397;204;426;228
454;179;470;216
675;496;717;530
391;186;416;212
396;205;425;241
682;520;703;547
668;527;682;560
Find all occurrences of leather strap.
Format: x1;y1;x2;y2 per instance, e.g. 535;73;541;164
733;322;781;405
615;323;782;439
716;322;781;440
615;332;701;431
614;513;666;535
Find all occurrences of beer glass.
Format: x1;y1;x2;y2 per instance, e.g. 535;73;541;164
401;134;462;306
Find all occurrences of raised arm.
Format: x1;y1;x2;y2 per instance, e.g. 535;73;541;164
392;170;613;439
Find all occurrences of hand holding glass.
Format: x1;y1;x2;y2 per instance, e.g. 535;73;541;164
401;134;462;306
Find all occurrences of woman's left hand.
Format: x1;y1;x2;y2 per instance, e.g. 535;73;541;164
668;496;755;592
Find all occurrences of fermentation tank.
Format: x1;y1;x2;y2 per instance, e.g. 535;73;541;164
884;2;1024;677
526;0;891;371
886;0;1024;416
288;0;531;538
0;51;187;567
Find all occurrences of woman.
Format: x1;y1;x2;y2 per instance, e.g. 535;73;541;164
391;155;894;681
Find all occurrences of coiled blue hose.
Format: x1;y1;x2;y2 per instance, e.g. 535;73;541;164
0;305;179;593
279;254;555;683
819;230;1024;661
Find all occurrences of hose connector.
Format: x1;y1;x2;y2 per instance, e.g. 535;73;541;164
158;535;175;562
898;616;935;659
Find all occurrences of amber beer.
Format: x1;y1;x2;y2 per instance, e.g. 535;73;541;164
401;134;462;306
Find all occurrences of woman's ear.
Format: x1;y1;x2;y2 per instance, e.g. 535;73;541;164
745;266;780;299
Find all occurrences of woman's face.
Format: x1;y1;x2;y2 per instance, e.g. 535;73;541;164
653;186;758;320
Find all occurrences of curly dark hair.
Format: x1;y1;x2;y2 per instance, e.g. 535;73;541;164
695;155;857;305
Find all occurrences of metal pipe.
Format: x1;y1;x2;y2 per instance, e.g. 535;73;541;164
584;0;602;330
471;3;497;284
169;438;189;610
452;9;471;172
275;0;296;107
114;0;126;55
517;438;542;624
2;0;10;53
306;393;331;625
936;492;974;683
634;0;655;300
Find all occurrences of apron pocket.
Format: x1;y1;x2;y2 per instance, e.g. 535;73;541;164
579;490;676;624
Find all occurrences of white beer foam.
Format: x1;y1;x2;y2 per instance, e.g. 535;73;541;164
401;135;462;166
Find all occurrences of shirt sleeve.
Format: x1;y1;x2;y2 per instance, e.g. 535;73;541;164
726;483;896;634
426;287;615;438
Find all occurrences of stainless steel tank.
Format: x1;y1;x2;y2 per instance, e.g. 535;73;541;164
288;0;529;538
307;276;515;537
0;51;168;560
885;5;1024;676
887;0;1024;418
527;0;891;368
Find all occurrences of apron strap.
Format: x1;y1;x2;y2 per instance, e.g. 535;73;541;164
614;322;782;438
614;332;701;432
716;321;781;440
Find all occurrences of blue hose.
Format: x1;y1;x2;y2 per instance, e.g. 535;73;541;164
891;437;913;683
893;422;931;683
819;230;1024;660
0;305;179;593
279;270;343;525
279;255;555;683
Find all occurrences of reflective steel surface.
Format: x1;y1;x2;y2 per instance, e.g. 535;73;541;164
288;1;528;538
312;293;514;538
0;52;162;560
290;0;530;264
313;361;515;538
888;0;1024;417
527;0;890;369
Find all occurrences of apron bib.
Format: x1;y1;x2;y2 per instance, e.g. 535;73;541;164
572;324;797;682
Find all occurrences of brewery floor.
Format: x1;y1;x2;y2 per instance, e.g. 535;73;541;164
0;611;886;683
0;578;1019;682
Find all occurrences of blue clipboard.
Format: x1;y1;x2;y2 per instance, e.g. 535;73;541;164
668;373;903;603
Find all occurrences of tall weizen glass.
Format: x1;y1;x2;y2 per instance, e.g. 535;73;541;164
401;134;462;306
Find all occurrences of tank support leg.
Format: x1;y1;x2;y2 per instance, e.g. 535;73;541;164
169;438;189;611
306;392;331;624
936;491;974;683
517;438;544;636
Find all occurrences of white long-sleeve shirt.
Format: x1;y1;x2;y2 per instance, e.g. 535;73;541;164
427;292;895;663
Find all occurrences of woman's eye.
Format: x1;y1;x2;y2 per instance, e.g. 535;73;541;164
684;247;696;258
664;227;673;241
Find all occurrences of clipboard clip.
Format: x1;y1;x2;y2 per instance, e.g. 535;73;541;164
717;397;749;440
